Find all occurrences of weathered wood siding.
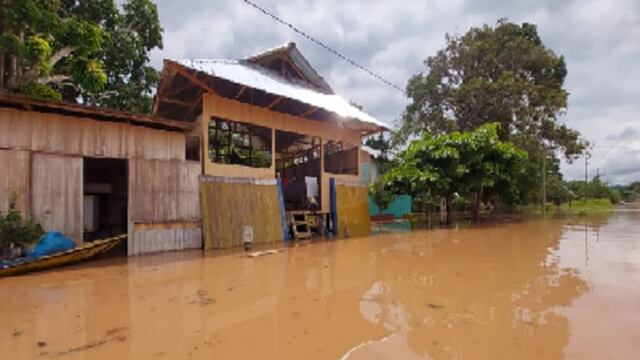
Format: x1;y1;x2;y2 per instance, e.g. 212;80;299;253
31;153;83;242
0;107;185;160
0;149;30;216
130;222;202;256
200;177;282;249
128;159;202;255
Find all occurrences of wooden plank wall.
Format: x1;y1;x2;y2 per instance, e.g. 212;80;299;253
0;149;30;216
200;177;282;249
0;107;185;161
128;159;202;255
31;153;83;242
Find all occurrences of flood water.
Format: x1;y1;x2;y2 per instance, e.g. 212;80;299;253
1;209;639;359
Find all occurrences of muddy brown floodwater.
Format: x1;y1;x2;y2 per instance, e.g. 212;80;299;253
1;210;640;359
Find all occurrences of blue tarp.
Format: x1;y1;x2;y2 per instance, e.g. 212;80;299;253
276;178;290;243
30;232;75;258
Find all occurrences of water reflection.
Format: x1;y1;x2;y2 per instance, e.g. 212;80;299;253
346;220;590;359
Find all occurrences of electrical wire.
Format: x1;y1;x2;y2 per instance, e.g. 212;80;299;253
240;0;406;94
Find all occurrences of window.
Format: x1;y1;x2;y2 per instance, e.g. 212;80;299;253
324;141;358;175
208;117;272;168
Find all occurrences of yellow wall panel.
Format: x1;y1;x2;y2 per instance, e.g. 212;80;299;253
200;178;283;249
336;184;371;238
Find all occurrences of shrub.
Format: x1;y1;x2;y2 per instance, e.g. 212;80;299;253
0;193;44;258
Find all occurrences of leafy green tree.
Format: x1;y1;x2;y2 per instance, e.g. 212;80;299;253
364;132;393;174
619;181;640;202
567;176;621;204
400;20;583;156
0;0;162;113
370;178;394;216
398;20;586;206
380;123;527;224
546;174;572;208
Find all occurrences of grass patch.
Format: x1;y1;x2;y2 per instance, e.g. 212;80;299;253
560;198;613;215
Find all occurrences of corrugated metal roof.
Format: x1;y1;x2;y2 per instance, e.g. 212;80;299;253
173;58;389;131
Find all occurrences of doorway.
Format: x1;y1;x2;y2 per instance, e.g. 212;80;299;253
275;130;321;211
83;158;128;255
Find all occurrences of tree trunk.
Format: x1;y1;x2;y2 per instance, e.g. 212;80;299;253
445;194;453;225
439;195;453;225
470;192;479;221
7;54;17;89
439;197;447;225
471;187;484;222
0;8;3;91
0;53;4;91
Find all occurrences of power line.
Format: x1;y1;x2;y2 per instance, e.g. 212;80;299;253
240;0;406;94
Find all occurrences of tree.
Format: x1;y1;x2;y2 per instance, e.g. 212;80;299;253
364;132;393;174
369;179;394;229
546;174;572;208
379;123;527;224
398;20;586;205
0;0;162;113
567;176;621;204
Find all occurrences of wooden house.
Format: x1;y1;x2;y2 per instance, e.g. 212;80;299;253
0;93;202;256
0;42;386;256
154;42;387;248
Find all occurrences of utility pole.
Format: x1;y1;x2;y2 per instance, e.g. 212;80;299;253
584;151;591;200
542;146;547;215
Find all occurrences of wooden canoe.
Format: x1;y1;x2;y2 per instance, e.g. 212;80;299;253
0;234;126;277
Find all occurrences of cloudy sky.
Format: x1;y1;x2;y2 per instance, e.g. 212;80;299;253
147;0;639;185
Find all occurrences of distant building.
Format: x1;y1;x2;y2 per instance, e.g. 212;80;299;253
360;146;412;220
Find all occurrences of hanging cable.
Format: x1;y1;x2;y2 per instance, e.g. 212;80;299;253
240;0;406;94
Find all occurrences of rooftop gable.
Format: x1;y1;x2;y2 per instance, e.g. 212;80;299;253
245;42;334;94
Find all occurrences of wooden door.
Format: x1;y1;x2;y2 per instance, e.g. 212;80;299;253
31;153;83;243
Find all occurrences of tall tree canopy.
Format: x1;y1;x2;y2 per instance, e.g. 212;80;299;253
400;20;584;160
378;123;527;223
0;0;162;113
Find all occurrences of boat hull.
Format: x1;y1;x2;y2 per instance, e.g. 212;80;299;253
0;235;126;277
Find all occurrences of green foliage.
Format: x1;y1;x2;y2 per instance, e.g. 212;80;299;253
0;0;163;113
397;20;590;208
16;82;62;100
546;174;573;206
364;132;394;174
618;181;640;202
567;176;621;204
370;179;394;215
400;20;584;159
0;193;44;256
379;123;527;206
560;198;613;215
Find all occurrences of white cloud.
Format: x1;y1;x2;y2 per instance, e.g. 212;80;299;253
149;0;640;184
